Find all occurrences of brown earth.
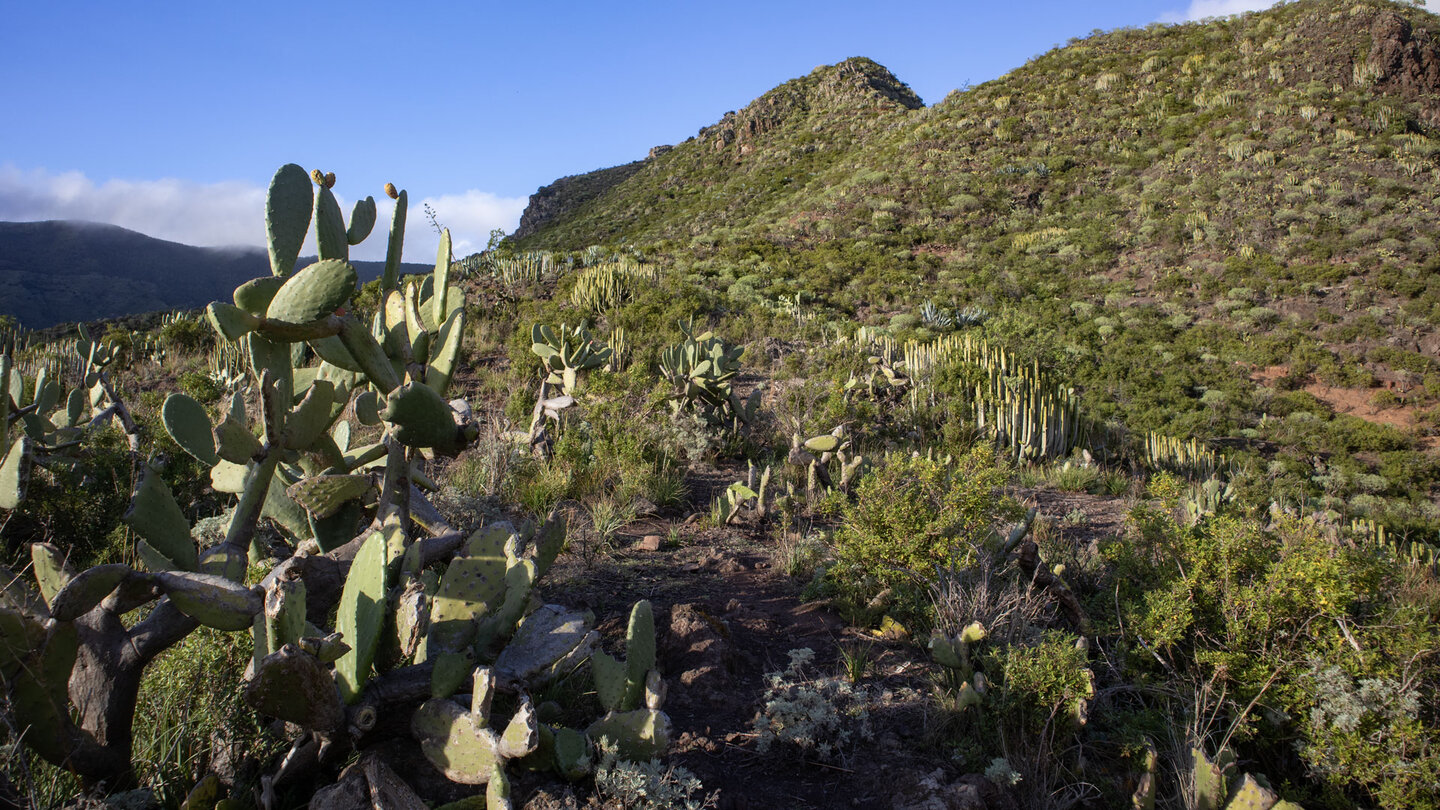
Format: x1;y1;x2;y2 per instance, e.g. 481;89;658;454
1251;364;1429;428
472;475;1133;810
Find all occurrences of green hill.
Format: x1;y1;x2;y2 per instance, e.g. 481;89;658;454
515;0;1440;438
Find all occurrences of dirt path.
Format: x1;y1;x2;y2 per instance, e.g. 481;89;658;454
513;472;1134;809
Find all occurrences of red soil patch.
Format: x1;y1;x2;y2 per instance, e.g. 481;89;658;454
1251;365;1440;452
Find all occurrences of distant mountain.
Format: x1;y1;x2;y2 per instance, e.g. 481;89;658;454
0;221;430;329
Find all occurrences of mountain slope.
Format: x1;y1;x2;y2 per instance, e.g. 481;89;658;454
0;221;428;329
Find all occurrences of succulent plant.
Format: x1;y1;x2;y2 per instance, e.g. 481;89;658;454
530;322;612;395
1192;746;1305;810
658;319;758;426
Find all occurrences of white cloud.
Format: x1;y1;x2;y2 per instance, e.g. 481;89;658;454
0;164;266;248
405;190;529;262
1159;0;1283;23
0;164;528;264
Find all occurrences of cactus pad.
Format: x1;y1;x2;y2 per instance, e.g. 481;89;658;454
47;563;132;622
623;600;656;710
288;474;373;520
234;275;286;316
1226;774;1278;810
425;308;465;394
314;186;349;262
586;708;672;762
427;550;507;655
411;697;505;785
347;196;377;245
155;571;261;631
335;528;389;703
495;604;597;683
162;393;219;466
213;412;262;464
382;189;407;291
384;382;463;455
244;644;344;732
265;164;313;277
282;380;339;450
30;542;72;608
266;259;357;324
1;435;34;510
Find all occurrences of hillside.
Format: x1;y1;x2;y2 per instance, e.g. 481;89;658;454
0;221;428;329
514;0;1440;442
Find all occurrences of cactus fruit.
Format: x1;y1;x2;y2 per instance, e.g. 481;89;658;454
384;182;398;200
266;164;313;278
335;529;390;703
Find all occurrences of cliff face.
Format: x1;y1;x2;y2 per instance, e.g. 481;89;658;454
513;160;647;240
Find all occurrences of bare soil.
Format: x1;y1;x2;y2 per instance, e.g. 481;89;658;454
489;472;1134;810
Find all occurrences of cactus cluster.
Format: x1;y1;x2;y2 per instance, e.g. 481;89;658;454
569;259;658;314
2;324;139;510
786;428;864;498
929;621;988;710
658;320;759;426
1350;517;1439;571
530;322;612;396
1146;432;1223;479
1191;747;1305;810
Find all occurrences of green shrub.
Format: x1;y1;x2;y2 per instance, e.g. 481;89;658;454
158;317;213;354
831;447;1020;623
177;371;222;403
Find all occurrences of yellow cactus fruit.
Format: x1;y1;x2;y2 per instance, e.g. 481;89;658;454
311;168;325;185
384;182;398;200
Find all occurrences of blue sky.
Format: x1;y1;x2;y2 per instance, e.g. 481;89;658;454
0;0;1282;259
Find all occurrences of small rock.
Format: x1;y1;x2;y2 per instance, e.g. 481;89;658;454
637;534;663;552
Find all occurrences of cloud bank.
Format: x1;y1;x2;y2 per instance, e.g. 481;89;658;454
1160;0;1283;23
0;164;527;263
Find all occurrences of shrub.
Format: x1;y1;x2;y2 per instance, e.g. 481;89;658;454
831;447;1021;625
158;317;212;354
